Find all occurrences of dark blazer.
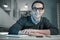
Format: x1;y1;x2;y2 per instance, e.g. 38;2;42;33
8;16;59;35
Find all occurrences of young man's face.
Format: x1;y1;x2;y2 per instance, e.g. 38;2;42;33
31;3;44;19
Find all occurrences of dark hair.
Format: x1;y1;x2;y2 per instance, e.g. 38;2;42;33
31;0;44;9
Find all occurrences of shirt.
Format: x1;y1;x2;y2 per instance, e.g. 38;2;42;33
8;16;59;35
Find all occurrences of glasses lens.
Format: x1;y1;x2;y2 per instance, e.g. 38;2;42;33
32;7;44;11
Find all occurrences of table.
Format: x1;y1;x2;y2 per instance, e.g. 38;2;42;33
0;32;60;40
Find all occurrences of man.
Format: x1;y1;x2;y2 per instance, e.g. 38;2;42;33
8;1;59;36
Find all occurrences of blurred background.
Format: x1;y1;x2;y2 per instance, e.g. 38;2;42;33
0;0;60;34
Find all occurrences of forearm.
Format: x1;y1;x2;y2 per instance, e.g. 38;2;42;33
36;29;51;35
8;23;22;35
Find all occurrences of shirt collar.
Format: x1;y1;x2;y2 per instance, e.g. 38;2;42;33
31;16;41;24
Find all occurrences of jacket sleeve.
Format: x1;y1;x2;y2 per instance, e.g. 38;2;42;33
8;17;26;35
44;17;59;35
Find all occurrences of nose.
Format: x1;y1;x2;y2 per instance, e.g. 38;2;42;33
34;10;39;15
36;10;39;13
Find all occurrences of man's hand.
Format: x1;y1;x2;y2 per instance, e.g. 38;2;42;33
21;29;50;36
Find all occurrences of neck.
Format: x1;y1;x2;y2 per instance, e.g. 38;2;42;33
32;16;41;21
31;16;41;24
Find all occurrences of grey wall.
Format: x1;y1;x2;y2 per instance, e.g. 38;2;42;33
0;8;16;28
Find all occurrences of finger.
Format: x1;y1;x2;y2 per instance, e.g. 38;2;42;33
22;30;29;35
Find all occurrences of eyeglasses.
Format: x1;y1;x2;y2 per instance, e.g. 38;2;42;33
32;7;44;11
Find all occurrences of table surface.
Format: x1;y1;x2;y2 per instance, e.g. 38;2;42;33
0;32;60;40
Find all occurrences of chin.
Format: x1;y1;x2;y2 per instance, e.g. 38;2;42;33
35;16;41;19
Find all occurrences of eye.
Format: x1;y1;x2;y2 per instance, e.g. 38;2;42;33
37;8;44;10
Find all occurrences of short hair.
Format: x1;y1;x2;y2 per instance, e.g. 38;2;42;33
31;0;44;9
